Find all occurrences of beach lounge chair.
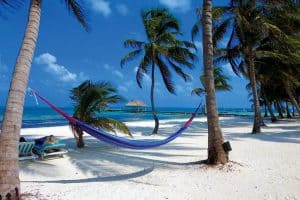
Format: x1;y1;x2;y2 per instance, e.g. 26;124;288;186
19;142;38;161
34;140;68;160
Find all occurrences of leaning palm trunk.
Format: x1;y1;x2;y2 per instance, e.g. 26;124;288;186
246;53;261;133
151;63;159;134
286;101;292;118
0;0;41;198
292;106;295;116
275;101;284;118
265;97;277;122
71;123;85;148
284;82;300;114
264;104;268;117
203;0;228;164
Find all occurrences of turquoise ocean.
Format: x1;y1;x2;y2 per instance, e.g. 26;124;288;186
0;106;253;128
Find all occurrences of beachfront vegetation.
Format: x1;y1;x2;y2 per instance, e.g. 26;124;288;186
192;66;232;96
0;0;88;198
121;8;196;134
70;80;132;148
255;3;300;116
211;0;299;133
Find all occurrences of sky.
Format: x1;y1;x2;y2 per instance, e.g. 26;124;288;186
0;0;250;108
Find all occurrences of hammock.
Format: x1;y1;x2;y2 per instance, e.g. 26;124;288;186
30;89;202;149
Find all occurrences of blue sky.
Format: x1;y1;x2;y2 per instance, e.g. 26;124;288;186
0;0;250;108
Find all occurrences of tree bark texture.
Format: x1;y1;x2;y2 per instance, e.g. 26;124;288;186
0;0;41;199
286;102;292;118
284;82;300;114
246;52;261;133
202;0;228;164
265;97;277;122
150;62;159;134
276;101;284;118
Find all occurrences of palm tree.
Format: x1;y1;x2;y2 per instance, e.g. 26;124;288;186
70;80;132;148
192;66;232;96
121;8;196;134
0;0;88;198
201;0;228;164
211;0;297;133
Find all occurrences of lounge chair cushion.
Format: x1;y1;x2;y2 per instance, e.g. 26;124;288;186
19;142;38;161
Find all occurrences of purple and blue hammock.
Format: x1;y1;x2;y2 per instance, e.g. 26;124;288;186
30;90;202;149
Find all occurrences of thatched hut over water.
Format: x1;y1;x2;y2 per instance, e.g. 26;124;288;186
125;100;146;112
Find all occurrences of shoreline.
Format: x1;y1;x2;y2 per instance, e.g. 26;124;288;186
2;113;256;129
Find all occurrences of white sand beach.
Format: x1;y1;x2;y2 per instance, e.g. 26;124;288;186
19;116;300;200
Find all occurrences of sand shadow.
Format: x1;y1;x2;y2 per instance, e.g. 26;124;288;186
22;164;154;184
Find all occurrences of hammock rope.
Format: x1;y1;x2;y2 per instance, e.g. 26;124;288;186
29;89;203;149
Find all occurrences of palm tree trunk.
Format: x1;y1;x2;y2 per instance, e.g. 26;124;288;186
203;0;228;164
246;53;261;133
73;126;85;148
265;98;277;122
150;62;159;134
284;82;300;114
292;105;295;116
276;101;284;118
286;101;292;118
0;0;41;198
264;104;268;117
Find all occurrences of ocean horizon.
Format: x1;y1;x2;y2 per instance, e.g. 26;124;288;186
0;106;254;128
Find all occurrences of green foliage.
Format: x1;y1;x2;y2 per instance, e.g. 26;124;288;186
63;0;89;30
192;66;232;96
70;80;132;136
121;8;196;94
213;0;299;76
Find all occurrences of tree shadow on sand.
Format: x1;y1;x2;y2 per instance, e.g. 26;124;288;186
21;131;207;184
222;118;300;144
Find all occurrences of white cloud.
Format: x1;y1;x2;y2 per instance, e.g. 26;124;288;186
190;41;202;54
133;67;151;84
118;85;128;93
35;53;88;83
103;63;112;70
112;70;124;79
223;62;236;77
194;41;202;50
176;85;185;93
116;4;129;16
78;72;89;81
35;53;56;64
159;0;191;12
88;0;111;17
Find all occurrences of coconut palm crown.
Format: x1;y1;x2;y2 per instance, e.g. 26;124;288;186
192;66;232;96
70;80;132;148
121;8;196;134
196;0;298;133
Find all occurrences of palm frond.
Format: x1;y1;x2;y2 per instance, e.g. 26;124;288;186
135;55;151;88
156;56;175;94
64;0;89;30
191;24;200;41
191;88;205;96
95;117;132;137
121;49;143;67
124;39;144;48
168;60;191;82
213;18;231;47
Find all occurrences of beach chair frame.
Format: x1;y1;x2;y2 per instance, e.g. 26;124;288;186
19;142;38;161
34;141;68;160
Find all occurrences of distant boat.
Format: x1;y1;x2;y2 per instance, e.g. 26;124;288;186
125;100;146;112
